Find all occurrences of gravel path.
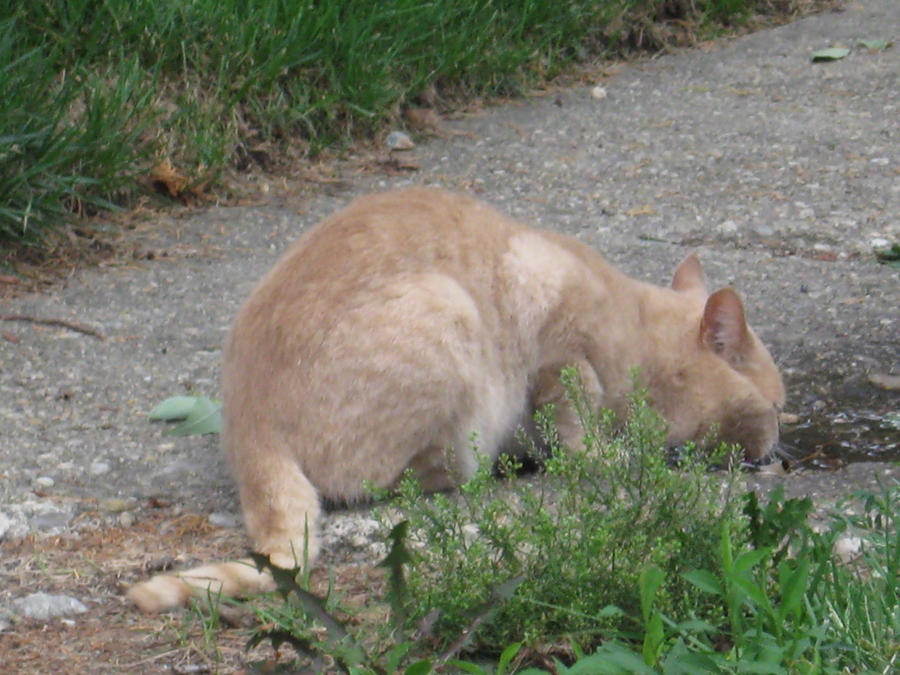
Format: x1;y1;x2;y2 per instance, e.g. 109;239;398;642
0;0;897;648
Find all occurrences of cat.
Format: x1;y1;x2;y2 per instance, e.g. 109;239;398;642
128;187;784;612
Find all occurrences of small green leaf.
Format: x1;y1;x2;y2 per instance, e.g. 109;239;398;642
858;39;890;51
777;558;809;623
578;644;656;674
884;412;900;430
811;47;850;62
639;564;665;623
875;243;900;264
403;660;434;675
497;641;523;675
385;642;414;672
642;612;664;667
168;396;223;436
683;569;722;595
148;395;200;421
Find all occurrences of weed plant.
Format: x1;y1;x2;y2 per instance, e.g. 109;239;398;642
390;370;742;651
236;372;898;673
2;1;813;246
534;482;900;674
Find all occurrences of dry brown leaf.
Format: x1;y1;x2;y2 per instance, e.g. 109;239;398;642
149;159;190;199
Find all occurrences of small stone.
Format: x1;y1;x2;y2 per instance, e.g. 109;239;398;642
870;237;890;248
869;372;900;391
590;85;607;100
34;476;54;488
90;461;110;476
717;220;739;235
30;511;69;532
100;498;136;513
0;511;11;539
386;131;415;151
12;593;88;621
833;536;862;563
208;512;240;529
118;511;135;527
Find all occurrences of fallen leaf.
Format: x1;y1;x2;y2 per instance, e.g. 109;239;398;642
811;47;850;62
858;39;891;51
149;159;190;198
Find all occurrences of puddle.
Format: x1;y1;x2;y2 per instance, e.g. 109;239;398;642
780;408;900;468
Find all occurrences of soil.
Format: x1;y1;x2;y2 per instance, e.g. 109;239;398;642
1;1;898;672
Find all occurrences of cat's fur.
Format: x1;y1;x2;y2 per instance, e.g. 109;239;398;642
128;187;784;612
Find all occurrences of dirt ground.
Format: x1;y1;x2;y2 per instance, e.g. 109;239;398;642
1;1;898;672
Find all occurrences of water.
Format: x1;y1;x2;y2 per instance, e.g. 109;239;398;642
779;408;900;468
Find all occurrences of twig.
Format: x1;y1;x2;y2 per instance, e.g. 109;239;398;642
0;313;105;340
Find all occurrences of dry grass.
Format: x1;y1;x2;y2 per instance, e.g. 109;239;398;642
0;507;382;674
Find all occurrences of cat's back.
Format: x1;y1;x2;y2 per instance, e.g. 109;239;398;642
227;188;528;366
271;187;516;293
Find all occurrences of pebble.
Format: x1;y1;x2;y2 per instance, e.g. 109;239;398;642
90;461;111;476
717;220;739;235
386;131;415;151
11;593;88;621
0;511;11;539
869;372;900;391
100;498;136;513
833;536;862;563
30;511;69;532
208;512;241;529
590;85;607;100
34;476;54;488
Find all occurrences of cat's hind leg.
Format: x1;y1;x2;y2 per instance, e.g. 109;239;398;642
128;450;321;613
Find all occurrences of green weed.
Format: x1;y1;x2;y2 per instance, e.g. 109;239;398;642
228;373;897;673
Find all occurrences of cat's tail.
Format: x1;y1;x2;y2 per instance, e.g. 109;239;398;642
126;558;278;613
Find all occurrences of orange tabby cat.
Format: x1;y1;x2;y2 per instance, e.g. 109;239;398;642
128;187;784;612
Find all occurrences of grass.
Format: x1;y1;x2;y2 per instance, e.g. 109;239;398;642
1;0;817;249
225;374;900;673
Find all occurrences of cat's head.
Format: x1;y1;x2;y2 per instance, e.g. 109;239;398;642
650;253;785;460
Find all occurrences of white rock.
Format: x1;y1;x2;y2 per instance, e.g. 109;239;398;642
591;85;608;100
90;461;110;476
0;511;11;539
717;220;739;235
208;512;241;529
12;593;88;621
833;536;862;563
870;237;890;249
386;131;415;151
34;476;54;488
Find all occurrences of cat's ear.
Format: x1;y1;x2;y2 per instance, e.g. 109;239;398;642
671;252;708;294
700;288;750;363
